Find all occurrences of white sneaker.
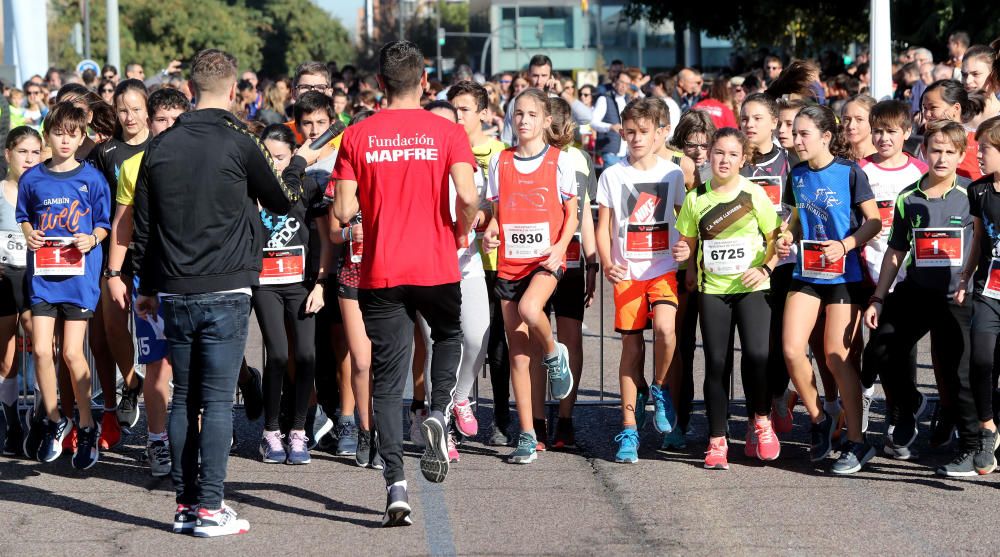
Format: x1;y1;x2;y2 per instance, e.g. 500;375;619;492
193;503;250;538
409;408;428;448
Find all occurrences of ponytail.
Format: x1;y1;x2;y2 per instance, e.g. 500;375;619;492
764;60;820;101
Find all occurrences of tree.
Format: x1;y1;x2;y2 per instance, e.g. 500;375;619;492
246;0;355;77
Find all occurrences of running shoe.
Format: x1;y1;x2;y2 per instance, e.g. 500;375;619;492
447;431;460;463
382;484;412;527
22;405;44;460
892;391;927;449
661;428;687;451
409;408;428;448
287;430;311;465
238;367;264;422
488;424;509;447
973;428;999;475
419;411;450;482
635;387;649;431
704;437;729;470
2;402;23;457
551;418;574;449
809;411;835;462
307;405;334;450
38;415;70;463
356;429;374;468
72;424;101;470
193;503;250;538
860;390;874;434
937;447;977;477
614;429;639;463
62;424;77;452
259;430;286;464
546;343;574;400
754;419;780;461
370;430;384;470
509;432;537;464
930;405;958;448
147;439;172;477
99;411;122;450
831;440;875;475
452;400;478;438
117;375;143;429
173;504;197;534
335;419;358;456
649;384;675;434
771;390;797;434
882;426;917;460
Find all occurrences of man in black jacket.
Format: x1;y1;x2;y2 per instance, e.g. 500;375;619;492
133;48;319;538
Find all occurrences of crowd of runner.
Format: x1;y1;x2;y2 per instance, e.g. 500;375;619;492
0;30;999;532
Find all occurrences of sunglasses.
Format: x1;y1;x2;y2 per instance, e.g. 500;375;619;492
296;84;330;92
580;92;592;97
101;88;114;93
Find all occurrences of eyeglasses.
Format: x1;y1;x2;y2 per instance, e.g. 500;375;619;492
296;84;330;93
101;88;114;93
580;92;592;97
684;142;710;151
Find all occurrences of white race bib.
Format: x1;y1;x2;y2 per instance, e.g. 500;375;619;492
702;237;754;275
0;230;26;267
504;223;549;260
912;228;963;268
260;246;305;285
34;238;85;276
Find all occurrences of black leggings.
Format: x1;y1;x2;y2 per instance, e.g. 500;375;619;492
971;295;1000;427
766;264;793;399
485;271;511;428
253;283;317;431
700;291;771;438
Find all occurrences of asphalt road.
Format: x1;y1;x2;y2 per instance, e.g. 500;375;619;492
1;280;998;556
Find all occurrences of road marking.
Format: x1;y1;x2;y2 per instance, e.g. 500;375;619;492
418;475;457;556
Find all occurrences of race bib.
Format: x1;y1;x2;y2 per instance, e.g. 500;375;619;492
625;222;669;259
984;258;1000;300
566;233;582;269
913;228;962;268
702;237;754;275
260;246;305;285
748;176;782;209
800;240;845;280
0;230;26;267
34;238;85;276
504;223;549;259
876;199;894;236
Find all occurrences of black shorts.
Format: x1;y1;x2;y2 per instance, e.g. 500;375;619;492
495;267;564;303
546;267;585;321
323;279;343;323
789;279;867;305
0;265;30;317
338;282;358;301
31;301;94;320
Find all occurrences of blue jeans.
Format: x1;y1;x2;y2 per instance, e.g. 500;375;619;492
161;292;251;508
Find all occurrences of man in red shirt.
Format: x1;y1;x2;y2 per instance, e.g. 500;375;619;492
332;40;478;528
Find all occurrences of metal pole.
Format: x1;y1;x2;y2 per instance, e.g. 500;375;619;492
83;0;91;61
869;0;893;100
435;0;443;82
106;0;120;71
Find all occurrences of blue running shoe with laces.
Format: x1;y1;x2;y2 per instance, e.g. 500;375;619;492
614;429;639;463
546;343;574;400
509;432;538;464
649;384;676;434
661;427;687;450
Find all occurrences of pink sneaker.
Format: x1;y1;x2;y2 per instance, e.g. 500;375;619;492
744;427;758;458
754;418;781;461
771;390;797;434
447;432;460;463
452;400;478;438
704;437;729;470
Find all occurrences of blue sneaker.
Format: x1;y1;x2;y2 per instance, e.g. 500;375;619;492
661;427;687;450
649;384;676;434
614;429;639;463
509;432;538;464
635;387;649;431
546;343;574;400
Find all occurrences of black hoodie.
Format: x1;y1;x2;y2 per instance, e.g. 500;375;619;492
132;108;304;295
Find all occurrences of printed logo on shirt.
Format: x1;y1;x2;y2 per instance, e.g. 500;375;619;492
364;133;439;164
510;189;550;210
260;211;301;248
911;214;924;229
79;185;89;193
37;199;92;234
697;192;754;240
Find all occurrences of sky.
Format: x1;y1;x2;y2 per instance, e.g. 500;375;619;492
316;0;364;36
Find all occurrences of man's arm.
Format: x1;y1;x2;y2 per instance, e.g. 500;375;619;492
131;154;155;294
333;180;360;223
237;123;305;214
452;162;478;239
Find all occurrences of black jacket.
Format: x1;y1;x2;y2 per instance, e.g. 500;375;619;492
132;108;304;295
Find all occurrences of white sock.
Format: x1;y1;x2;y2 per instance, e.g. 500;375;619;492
0;375;18;406
862;386;875;398
388;480;407;492
824;399;841;417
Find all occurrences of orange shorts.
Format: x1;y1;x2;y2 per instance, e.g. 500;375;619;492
613;272;679;333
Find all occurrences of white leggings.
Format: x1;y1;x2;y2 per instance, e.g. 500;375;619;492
417;274;490;404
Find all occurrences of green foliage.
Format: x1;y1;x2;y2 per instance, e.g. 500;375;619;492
48;0;354;77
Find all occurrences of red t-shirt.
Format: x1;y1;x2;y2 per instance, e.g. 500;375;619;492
330;108;477;288
693;99;738;129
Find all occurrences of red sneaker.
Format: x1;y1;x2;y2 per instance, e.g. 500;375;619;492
744;427;758;458
771;391;797;434
704;437;729;470
754;419;781;461
100;412;122;450
62;425;78;451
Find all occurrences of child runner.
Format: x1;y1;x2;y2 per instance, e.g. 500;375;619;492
112;87;190;476
483;88;577;464
777;98;807;167
777;105;882;475
16;102;111;469
674;128;781;469
255;124;331;466
949;115;1000;475
0;127;41;456
920;79;984;181
596;98;683;463
841;95;878;161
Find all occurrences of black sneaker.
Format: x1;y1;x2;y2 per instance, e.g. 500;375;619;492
420;410;449;483
930;406;957;448
488;424;509;446
831;440;876;475
22;405;45;460
552;418;575;449
2;402;23;456
72;423;101;470
937;447;977;477
38;415;70;463
356;429;373;468
173;504;197;534
117;375;143;429
382;484;412;527
809;411;834;462
239;367;264;422
891;413;917;450
973;428;999;475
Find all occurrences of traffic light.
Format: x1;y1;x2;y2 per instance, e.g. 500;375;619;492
437;27;446;46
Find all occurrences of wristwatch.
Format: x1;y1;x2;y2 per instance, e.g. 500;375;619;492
103;269;122;279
